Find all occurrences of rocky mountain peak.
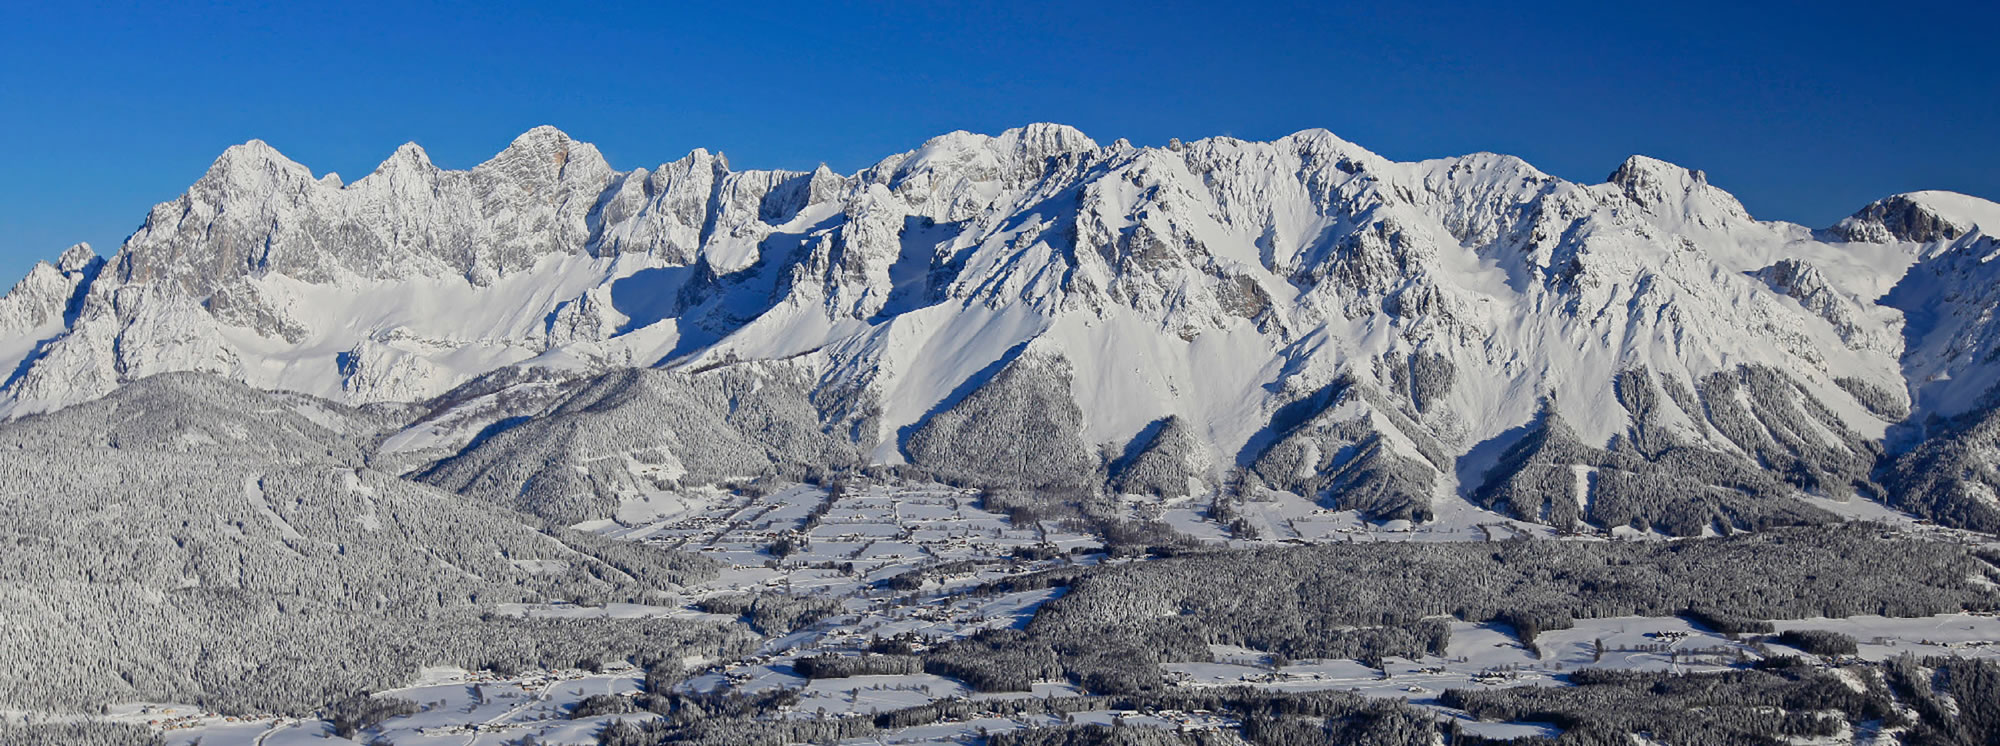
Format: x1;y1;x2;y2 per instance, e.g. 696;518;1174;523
55;243;99;275
887;123;1100;193
199;139;315;190
372;141;436;175
995;122;1100;160
484;125;606;180
1606;154;1749;222
1832;191;1999;244
1608;155;1703;201
1277;128;1392;173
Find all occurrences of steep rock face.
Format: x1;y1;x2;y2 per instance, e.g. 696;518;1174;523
5;124;2000;532
2;127;855;408
114;127;618;293
0;244;105;384
1832;191;1999;244
0;244;101;335
1749;258;1901;354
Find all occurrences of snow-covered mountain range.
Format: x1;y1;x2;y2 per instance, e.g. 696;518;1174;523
6;124;1999;532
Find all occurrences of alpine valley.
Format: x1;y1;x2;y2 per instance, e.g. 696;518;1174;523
4;125;2000;746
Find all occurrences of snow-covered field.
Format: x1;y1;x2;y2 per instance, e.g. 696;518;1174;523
142;481;2000;745
151;666;655;746
155;482;1103;745
597;482;1103;599
1771;613;2000;661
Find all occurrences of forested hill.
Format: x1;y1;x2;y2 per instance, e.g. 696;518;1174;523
0;372;745;714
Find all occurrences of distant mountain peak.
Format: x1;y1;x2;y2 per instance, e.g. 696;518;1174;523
203;138;312;184
372;141;435;174
1606;153;1750;220
1608;154;1704;198
489;124;598;173
55;243;97;274
996;121;1098;153
1834;190;2000;243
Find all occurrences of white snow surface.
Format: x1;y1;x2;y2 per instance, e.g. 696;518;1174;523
2;123;1997;491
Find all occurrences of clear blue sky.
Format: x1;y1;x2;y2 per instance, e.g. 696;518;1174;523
3;0;1995;283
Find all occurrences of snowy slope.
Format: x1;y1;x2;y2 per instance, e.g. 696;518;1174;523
4;124;1998;532
1846;193;2000;530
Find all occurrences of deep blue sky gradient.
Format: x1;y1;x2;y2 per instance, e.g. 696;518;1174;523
3;0;1995;282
